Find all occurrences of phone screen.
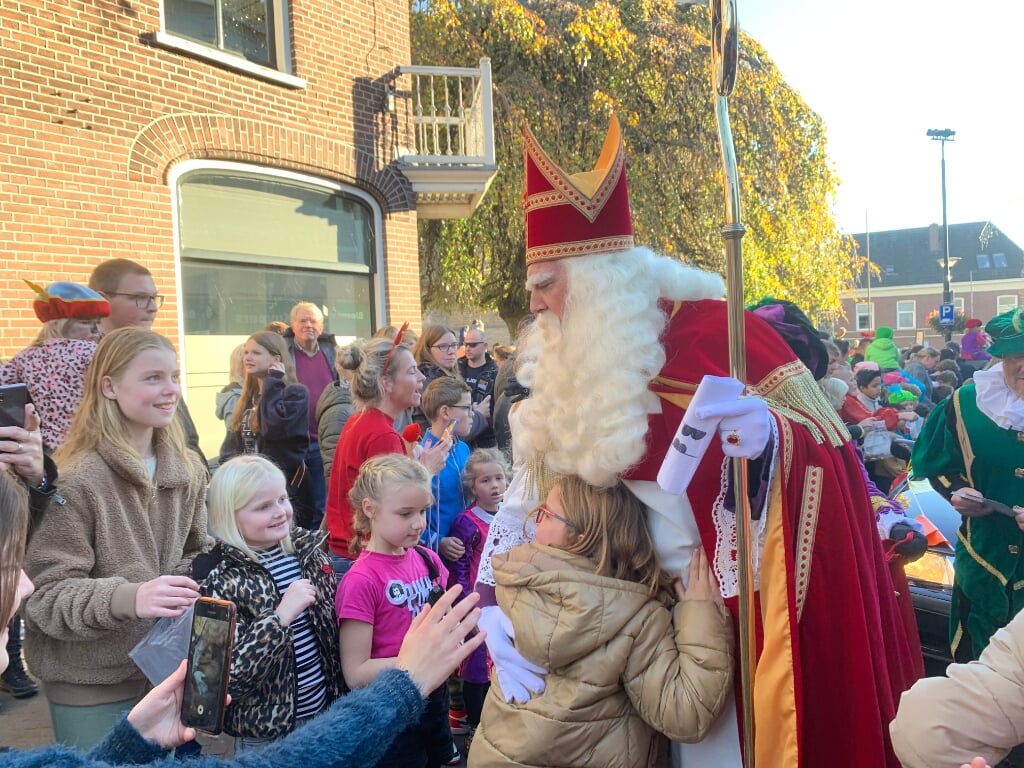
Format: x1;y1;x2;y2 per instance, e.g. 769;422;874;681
181;598;235;734
0;383;29;429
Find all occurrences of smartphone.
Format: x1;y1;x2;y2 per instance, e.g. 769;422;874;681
181;597;236;734
0;383;29;429
440;418;459;442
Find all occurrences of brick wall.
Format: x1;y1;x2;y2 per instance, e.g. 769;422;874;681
0;0;421;357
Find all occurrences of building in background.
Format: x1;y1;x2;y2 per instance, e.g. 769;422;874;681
1;0;495;458
837;222;1022;348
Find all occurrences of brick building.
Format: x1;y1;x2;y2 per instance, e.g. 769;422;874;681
837;222;1023;349
1;0;495;457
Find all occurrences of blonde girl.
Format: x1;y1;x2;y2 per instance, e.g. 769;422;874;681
336;453;460;768
471;475;735;768
202;455;341;749
445;448;510;746
23;327;209;749
220;331;314;527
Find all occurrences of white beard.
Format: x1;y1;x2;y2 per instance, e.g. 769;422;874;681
516;248;724;487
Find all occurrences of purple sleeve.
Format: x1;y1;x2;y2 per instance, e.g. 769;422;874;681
444;513;477;591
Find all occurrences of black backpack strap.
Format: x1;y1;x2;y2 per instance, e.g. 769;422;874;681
412;545;440;582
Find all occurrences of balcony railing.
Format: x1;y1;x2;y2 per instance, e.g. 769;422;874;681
393;58;498;219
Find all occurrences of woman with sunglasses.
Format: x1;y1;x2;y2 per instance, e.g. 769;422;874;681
470;474;734;768
411;326;490;443
323;332;450;578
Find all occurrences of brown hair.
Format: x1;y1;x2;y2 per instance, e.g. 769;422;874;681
421;376;471;423
0;471;30;628
339;337;413;409
88;258;152;294
229;332;298;435
412;324;458;372
551;475;669;597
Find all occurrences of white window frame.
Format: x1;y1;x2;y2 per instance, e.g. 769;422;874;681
896;299;916;330
953;297;965;314
997;294;1020;314
855;302;874;332
154;0;305;89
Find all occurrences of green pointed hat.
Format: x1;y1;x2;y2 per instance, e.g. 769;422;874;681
986;307;1024;357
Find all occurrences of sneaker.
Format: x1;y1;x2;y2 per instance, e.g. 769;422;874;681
0;665;39;699
448;709;470;735
442;743;462;766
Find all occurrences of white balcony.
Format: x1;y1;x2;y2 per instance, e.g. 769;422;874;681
393;58;498;219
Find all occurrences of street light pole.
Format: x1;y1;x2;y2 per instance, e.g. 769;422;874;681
927;128;955;342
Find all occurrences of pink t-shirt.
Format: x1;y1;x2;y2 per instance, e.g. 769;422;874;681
336;548;449;659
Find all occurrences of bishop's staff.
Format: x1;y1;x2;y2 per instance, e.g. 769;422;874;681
710;1;756;766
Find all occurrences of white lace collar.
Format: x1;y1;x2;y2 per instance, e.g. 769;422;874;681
973;363;1024;431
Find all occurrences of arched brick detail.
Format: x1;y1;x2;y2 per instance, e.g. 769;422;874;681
127;112;414;211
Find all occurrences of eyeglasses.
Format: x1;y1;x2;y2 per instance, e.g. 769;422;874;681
464;341;486;348
449;403;473;412
432;343;458;352
106;292;164;309
533;504;576;530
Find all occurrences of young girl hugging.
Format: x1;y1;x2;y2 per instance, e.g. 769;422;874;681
471;475;735;768
220;331;312;524
22;328;210;749
201;455;342;750
445;448;509;749
336;454;460;768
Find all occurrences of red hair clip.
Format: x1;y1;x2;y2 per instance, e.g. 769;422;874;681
382;322;410;375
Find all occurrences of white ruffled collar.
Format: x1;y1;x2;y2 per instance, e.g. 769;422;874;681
973;363;1024;431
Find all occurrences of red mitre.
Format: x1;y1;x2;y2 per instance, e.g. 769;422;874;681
523;115;634;266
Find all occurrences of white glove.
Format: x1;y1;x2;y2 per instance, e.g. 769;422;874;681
478;605;546;703
697;394;771;459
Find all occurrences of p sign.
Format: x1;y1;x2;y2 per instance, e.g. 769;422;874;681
939;303;956;327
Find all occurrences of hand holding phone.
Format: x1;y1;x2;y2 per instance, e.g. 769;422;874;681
181;597;236;735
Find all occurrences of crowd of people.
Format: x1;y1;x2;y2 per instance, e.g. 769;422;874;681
1;113;1024;768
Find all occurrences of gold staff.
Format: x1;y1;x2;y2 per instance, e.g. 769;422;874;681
710;1;756;766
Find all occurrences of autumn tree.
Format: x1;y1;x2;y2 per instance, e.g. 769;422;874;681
412;0;862;333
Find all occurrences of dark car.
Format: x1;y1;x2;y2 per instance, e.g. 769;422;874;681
890;475;960;676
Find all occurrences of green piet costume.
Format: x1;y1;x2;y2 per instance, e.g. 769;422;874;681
913;363;1024;661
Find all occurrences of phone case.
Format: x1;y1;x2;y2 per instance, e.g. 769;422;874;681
181;598;236;734
0;383;29;429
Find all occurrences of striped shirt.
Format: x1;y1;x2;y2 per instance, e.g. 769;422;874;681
258;545;327;720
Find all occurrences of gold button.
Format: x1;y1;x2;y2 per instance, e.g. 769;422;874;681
1012;545;1021;555
1016;468;1024;478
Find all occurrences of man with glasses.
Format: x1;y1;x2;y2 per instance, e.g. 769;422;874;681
89;259;163;335
458;329;498;449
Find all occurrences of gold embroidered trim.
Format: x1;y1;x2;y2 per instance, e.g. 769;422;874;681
526;236;636;264
1014;579;1024;591
523;126;625;222
779;412;794;482
524;453;556;504
795;465;823;620
958;519;1008;586
748;361;848;448
951;623;964;657
952;389;977;489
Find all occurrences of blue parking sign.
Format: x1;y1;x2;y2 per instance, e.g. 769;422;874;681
939;303;955;327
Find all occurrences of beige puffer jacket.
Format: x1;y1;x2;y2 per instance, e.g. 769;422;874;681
469;543;734;768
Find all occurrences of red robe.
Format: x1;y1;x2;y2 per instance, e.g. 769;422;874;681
627;299;922;767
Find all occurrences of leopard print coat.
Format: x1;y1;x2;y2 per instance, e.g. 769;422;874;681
200;528;343;740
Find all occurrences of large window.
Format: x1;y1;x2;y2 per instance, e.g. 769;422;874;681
856;303;874;332
896;300;916;330
172;163;381;459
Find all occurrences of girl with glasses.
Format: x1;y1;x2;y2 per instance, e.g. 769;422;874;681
411;325;491;445
472;474;735;768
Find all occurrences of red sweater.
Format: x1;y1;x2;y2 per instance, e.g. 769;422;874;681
324;408;404;557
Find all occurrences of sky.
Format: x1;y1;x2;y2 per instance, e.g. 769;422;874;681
740;0;1024;245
